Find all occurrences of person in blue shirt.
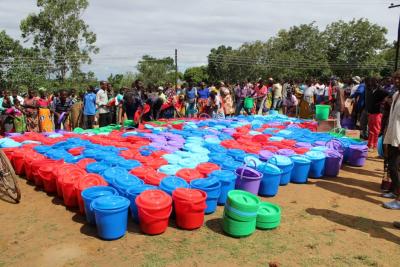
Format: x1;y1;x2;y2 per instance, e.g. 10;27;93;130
350;81;367;138
83;85;97;129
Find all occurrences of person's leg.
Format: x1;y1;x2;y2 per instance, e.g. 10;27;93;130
360;109;369;139
336;111;342;128
368;114;374;148
384;145;400;209
235;99;243;115
98;113;106;127
373;114;382;149
88;115;94;129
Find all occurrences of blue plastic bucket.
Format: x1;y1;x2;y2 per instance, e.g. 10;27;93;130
268;155;294;186
102;167;129;185
305;151;326;178
91;195;130;240
112;174;144;197
222;159;243;171
125;184;157;223
86;162;110;175
118;159;141;171
209;153;232;165
208;170;236;205
257;163;282;197
81;186;119;225
290;155;311;184
190;178;221;214
159;176;189;196
227;149;246;162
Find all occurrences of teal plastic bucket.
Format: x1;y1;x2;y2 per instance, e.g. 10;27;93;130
91;195;130;240
257;163;282;197
81;186;119;225
290;155;311;184
208;170;237;205
268;155;294;186
158;164;182;176
305;151;326;178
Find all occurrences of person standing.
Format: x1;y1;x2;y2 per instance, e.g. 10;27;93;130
186;82;198;118
365;78;388;151
119;87;143;127
10;89;24;105
234;81;252;115
272;81;283;110
96;81;110;127
333;81;345;129
197;82;209;114
83;85;97;129
37;87;53;132
51;90;73;130
383;71;400;210
23;89;40;132
219;82;234;116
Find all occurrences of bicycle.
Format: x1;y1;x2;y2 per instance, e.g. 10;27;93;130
0;150;21;203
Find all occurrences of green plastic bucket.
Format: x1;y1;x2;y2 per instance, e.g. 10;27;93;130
222;213;256;237
256;202;281;230
315;105;330;121
244;97;254;109
225;190;260;221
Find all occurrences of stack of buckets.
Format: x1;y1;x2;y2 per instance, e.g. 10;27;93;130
222;190;281;237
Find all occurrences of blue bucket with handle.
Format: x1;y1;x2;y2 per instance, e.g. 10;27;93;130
208;170;236;205
268;155;294;186
257;163;282;197
290;155;311;184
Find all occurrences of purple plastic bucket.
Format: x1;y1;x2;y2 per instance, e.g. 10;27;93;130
324;149;343;177
348;145;368;167
313;141;326;147
295;142;313;148
277;149;295;157
235;166;262;195
259;150;275;162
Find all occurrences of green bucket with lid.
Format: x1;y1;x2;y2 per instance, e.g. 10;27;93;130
225;190;260;221
222;213;256;238
256;202;281;230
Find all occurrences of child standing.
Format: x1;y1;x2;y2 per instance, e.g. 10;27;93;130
6;99;26;133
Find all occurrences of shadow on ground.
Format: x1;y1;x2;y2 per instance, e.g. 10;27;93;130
306;208;400;245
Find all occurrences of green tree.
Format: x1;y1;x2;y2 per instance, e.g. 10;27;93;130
136;55;176;87
207;45;237;82
184;66;209;83
107;73;124;89
323;18;388;77
20;0;99;81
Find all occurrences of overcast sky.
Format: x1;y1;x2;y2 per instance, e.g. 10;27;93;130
0;0;398;79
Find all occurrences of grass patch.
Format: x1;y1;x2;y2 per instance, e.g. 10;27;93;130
353;255;378;267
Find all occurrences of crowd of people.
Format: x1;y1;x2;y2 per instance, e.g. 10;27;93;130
1;71;400;222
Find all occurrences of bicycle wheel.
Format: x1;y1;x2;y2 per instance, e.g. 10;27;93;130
0;150;21;203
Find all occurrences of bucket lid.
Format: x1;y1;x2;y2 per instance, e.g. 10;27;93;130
135;189;172;210
244;156;263;168
196;162;220;174
222;159;242;170
208;170;236;182
103;167;129;183
188;146;210;154
305;151;326;160
75;174;107;191
77;158;96;169
173;188;206;202
176;168;204;182
126;184;157;196
118;159;141;170
311;146;328;152
325;149;343;158
257;163;282;175
268;155;292;166
62;169;86;185
91;195;130;211
227;190;260;209
174;150;192;158
114;174;144;189
160;176;189;192
178;158;198;168
81;186;117;200
86;162;110;174
257;202;281;223
295;142;312;148
349;144;368;151
130;166;155;178
190;177;220;189
259;150;274;160
144;172;167;186
227;149;246;157
162;154;182;164
290;155;311;164
158;164;182;175
277;149;295;157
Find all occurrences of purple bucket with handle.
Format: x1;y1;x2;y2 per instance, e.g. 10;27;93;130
324;149;343;177
234;163;262;195
348;145;368;167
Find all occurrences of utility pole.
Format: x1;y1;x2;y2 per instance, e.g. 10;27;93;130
175;49;178;89
389;3;400;71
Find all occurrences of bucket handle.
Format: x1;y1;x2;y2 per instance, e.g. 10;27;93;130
239;159;257;181
140;206;173;221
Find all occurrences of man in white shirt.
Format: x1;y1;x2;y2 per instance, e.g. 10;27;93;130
351;76;361;95
383;71;400;210
96;81;110;127
272;82;283;110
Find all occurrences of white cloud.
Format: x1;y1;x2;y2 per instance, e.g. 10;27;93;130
0;0;398;79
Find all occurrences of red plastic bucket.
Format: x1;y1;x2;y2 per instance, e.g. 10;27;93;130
24;153;45;181
31;159;56;187
11;149;25;175
68;147;84;156
173;188;207;230
130;166;156;179
145;158;168;169
39;161;63;193
60;168;87;207
55;164;81;198
2;148;14;162
76;158;96;170
195;162;220;176
176;168;204;183
136;190;172;235
74;174;108;214
144;172;167;186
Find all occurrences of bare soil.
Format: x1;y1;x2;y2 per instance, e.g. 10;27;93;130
1;152;400;267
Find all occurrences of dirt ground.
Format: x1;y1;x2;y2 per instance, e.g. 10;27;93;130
1;152;400;267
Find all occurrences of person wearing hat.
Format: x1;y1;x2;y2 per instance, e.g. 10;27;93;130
157;86;166;103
